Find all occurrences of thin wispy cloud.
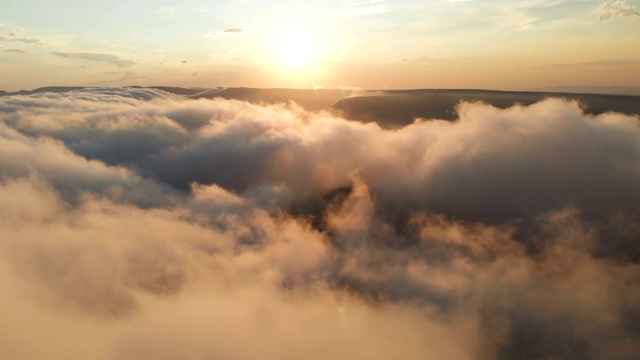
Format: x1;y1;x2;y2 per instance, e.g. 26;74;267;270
50;51;136;67
207;28;245;37
0;36;43;45
401;56;431;62
332;0;390;17
8;38;43;45
2;48;27;54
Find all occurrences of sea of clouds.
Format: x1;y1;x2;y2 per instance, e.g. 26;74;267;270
0;88;639;360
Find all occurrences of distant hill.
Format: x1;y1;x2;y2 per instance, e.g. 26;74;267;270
192;87;353;112
31;86;87;93
0;86;207;97
541;86;640;96
146;86;206;96
0;86;87;96
333;89;640;128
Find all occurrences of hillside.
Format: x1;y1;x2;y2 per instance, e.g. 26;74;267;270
332;89;640;128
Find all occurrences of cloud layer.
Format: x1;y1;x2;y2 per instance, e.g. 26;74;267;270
0;88;639;360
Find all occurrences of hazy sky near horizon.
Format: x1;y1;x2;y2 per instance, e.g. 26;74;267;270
1;0;639;91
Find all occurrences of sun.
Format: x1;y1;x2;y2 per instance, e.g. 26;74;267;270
280;42;314;67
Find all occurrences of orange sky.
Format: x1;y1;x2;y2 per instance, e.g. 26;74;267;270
1;0;639;91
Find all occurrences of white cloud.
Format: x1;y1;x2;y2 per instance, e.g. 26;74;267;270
598;0;640;21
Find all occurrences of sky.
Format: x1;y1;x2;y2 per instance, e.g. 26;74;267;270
0;0;639;90
1;3;640;359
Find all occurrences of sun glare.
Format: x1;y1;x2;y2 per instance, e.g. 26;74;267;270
280;42;314;67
